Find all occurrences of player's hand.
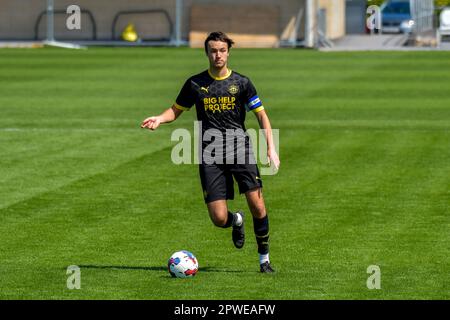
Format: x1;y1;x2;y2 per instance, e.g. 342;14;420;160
268;149;280;171
141;116;161;130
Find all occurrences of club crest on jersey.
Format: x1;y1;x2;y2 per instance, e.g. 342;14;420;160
228;84;239;95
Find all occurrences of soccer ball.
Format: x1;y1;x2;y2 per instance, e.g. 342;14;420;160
167;250;199;278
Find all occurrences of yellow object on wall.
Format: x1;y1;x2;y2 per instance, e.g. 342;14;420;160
122;23;138;42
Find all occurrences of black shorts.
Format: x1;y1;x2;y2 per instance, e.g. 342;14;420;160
199;162;263;203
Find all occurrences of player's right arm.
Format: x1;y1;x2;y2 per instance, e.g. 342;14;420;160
141;78;194;131
140;105;183;131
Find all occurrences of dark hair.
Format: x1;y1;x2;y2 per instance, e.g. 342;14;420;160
204;31;234;53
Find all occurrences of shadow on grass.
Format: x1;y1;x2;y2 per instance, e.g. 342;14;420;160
78;265;246;273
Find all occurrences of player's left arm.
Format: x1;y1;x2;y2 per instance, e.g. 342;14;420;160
254;109;280;170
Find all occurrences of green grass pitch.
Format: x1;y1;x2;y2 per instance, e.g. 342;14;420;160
0;47;449;299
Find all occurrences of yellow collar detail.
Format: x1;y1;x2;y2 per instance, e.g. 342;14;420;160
208;68;232;80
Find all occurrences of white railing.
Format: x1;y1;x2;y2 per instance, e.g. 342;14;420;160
410;0;435;34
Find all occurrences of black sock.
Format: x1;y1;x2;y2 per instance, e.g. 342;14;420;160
220;211;235;228
253;215;269;254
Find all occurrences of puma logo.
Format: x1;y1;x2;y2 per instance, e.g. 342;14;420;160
200;86;209;93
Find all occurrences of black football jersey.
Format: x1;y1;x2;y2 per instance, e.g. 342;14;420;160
174;69;264;134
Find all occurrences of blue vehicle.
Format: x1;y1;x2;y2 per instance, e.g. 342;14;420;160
381;0;415;33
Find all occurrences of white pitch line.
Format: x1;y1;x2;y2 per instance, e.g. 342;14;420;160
0;128;139;132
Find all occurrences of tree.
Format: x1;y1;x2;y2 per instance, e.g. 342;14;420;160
367;0;450;8
435;0;450;8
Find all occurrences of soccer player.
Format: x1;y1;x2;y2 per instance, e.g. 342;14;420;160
141;31;280;273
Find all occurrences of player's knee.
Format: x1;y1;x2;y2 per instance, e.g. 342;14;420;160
210;213;227;227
